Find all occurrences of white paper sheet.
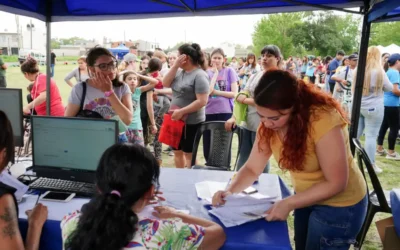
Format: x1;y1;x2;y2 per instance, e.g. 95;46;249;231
18;195;190;222
0;171;29;202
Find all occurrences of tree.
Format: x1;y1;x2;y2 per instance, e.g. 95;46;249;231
51;38;61;49
370;22;400;46
165;41;187;53
252;13;305;58
290;12;360;56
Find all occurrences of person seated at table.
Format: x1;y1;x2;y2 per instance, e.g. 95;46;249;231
212;70;367;250
62;143;226;250
0;110;48;250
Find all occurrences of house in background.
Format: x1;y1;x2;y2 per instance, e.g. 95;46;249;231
0;32;20;55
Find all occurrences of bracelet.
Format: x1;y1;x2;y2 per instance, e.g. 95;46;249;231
104;90;114;98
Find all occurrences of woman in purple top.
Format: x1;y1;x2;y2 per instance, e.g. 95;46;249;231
203;48;238;161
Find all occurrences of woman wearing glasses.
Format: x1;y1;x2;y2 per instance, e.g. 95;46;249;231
65;47;133;134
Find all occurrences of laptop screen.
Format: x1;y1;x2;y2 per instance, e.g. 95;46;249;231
0;89;24;147
32;116;117;172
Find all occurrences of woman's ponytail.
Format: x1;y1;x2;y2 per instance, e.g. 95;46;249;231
66;192;138;250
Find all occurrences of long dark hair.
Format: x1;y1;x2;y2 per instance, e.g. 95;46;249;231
254;70;347;172
0;111;14;168
178;43;206;70
65;144;160;250
86;46;122;87
246;53;257;69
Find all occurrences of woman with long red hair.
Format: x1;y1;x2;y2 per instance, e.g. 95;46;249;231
212;70;367;249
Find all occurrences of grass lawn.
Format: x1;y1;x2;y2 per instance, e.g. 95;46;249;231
5;64;400;249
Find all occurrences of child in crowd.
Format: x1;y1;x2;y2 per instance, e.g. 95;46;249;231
122;71;159;146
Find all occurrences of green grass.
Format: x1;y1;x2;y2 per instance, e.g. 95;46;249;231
1;55;19;62
5;64;400;249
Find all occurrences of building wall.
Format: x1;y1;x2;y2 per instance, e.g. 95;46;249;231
53;48;83;57
0;33;20;55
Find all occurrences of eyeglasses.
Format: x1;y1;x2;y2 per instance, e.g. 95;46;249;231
94;60;118;71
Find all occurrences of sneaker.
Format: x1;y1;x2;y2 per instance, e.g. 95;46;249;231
376;149;386;156
385;152;400;160
373;165;383;174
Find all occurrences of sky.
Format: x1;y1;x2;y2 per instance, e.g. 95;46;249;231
0;10;264;49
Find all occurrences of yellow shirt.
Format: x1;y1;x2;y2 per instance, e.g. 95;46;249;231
269;107;366;207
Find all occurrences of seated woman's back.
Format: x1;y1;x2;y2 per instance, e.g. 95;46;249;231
62;144;225;250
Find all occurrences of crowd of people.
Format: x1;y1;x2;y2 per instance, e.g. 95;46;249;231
0;41;399;250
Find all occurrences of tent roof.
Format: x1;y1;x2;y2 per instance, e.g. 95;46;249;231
108;44;129;52
368;0;400;22
0;0;364;22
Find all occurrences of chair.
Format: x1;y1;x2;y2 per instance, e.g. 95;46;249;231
352;138;392;249
191;121;240;171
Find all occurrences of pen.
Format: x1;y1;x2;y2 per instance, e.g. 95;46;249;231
225;172;237;190
35;192;41;205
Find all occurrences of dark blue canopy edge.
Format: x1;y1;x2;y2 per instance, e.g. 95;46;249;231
368;0;400;22
0;0;363;22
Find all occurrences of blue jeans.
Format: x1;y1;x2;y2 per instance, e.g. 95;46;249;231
118;133;128;143
50;64;55;77
294;195;367;250
357;105;384;165
236;127;270;173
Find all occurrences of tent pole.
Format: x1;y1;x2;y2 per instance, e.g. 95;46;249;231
45;0;52;116
349;1;371;155
45;21;51;116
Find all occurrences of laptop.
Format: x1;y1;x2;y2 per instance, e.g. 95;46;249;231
29;116;118;197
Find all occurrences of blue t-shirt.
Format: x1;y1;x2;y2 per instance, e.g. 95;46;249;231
306;62;315;77
328;58;341;84
128;88;143;130
384;68;400;107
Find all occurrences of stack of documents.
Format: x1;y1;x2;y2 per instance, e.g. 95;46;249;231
195;181;279;227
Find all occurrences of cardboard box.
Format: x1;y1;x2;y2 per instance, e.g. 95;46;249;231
375;217;400;250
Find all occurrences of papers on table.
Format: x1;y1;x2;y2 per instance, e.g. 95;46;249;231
0;170;28;202
195;181;279;227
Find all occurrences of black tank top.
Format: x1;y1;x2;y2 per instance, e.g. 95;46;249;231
0;182;19;216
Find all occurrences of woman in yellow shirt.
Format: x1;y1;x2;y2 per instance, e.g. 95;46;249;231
212;70;367;250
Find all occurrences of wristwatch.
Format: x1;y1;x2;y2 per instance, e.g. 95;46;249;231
104;90;114;97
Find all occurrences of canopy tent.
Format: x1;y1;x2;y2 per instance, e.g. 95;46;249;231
0;0;364;22
108;44;130;60
368;0;400;22
378;43;400;54
1;0;398;154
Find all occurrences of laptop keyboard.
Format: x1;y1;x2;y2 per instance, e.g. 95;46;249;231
29;177;95;197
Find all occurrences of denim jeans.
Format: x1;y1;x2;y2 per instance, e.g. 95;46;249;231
118;133;128;143
50;64;55;77
294;195;367;250
357;105;384;165
236;127;270;173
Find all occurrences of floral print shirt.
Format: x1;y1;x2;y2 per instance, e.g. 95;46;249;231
61;211;205;250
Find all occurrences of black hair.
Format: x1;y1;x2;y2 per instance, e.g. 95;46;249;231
86;46;122;87
0;111;15;168
148;58;162;73
20;58;39;74
146;51;154;58
261;45;282;67
324;56;333;65
66;144;160;250
178;43;206;70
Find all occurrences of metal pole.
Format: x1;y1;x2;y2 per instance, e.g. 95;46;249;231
45;22;51;115
349;1;371;154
